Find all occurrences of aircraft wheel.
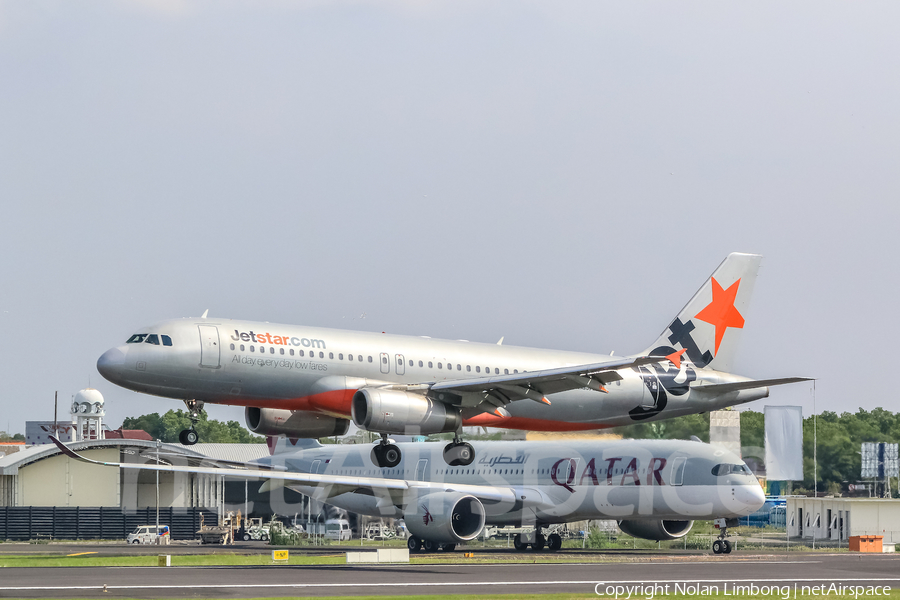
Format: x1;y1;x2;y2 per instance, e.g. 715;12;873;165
513;534;528;552
422;539;438;552
443;442;475;466
547;533;563;551
723;540;732;554
382;444;402;467
407;536;421;553
531;533;545;552
181;429;199;445
712;539;724;554
441;543;456;552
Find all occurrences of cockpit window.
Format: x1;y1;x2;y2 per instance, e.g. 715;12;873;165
711;463;752;476
161;335;173;346
145;334;160;345
127;334;148;344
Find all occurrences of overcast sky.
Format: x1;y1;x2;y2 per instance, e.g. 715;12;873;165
1;1;898;433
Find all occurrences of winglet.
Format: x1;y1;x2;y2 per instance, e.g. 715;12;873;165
201;309;209;319
497;337;504;345
50;436;109;466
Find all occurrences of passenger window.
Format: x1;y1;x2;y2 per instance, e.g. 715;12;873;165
145;334;160;345
409;359;413;367
514;369;518;373
438;363;443;369
126;334;148;344
259;346;265;353
428;361;433;368
230;344;235;350
495;368;499;374
475;366;480;373
299;350;305;357
382;356;388;364
280;348;284;355
339;353;344;360
368;356;373;363
348;354;353;361
250;346;255;352
329;352;334;359
240;344;245;351
270;347;275;354
319;351;324;358
418;360;423;367
161;335;173;346
358;355;363;362
504;369;509;374
459;364;464;371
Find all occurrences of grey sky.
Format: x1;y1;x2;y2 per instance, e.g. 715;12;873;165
1;1;898;432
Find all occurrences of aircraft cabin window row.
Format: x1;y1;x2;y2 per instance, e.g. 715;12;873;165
225;343;525;375
126;334;173;346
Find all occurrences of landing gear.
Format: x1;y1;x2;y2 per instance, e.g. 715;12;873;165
371;434;402;468
443;432;474;466
547;532;563;552
406;537;456;553
179;399;204;446
513;526;560;552
712;518;736;554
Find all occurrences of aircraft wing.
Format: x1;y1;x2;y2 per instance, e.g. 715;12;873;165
690;377;813;395
49;437;554;509
426;355;664;412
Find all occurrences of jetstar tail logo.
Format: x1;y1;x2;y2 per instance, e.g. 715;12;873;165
693;277;745;355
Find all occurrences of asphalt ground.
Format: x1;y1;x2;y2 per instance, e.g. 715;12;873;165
0;551;898;599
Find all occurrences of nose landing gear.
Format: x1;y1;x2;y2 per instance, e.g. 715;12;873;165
178;399;204;446
711;518;737;554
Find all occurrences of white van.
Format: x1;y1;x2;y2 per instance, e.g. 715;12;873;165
126;525;170;545
324;519;352;541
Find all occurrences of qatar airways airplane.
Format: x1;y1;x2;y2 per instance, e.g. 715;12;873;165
53;435;765;554
96;253;808;467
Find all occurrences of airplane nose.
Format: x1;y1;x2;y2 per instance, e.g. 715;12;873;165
97;347;126;381
742;483;766;512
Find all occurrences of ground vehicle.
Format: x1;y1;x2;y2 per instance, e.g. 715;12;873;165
126;525;170;545
325;519;352;541
240;517;270;541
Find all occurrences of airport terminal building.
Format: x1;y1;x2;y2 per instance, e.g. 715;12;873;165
0;439;278;540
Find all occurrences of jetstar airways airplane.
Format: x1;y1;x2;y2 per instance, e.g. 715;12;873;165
97;253;809;467
52;435;765;554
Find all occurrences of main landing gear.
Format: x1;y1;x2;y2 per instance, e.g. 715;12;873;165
371;434;402;468
443;432;474;467
512;526;563;553
369;432;475;468
711;518;736;554
178;399;204;446
407;537;456;553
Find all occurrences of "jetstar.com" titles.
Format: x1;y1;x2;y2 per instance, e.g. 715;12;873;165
229;330;327;349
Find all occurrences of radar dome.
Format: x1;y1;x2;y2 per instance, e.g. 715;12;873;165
72;388;104;415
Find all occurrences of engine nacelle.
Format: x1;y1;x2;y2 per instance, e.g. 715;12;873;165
245;407;350;438
405;492;486;544
617;519;693;541
351;388;461;435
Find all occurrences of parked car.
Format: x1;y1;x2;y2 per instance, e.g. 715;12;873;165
126;525;170;545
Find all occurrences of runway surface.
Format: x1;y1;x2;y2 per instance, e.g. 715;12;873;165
1;553;898;598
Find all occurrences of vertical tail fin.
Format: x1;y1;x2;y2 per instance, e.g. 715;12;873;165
642;253;762;373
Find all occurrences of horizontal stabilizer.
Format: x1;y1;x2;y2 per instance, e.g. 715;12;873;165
691;377;813;394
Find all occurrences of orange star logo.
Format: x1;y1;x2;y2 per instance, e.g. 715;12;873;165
694;277;745;355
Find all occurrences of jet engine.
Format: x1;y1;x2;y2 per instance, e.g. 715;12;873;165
404;492;486;544
351;388;461;435
245;407;349;438
617;519;693;541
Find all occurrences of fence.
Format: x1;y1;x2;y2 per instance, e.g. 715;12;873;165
0;506;217;541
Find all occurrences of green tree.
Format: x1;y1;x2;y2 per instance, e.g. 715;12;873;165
0;431;25;442
121;410;264;443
